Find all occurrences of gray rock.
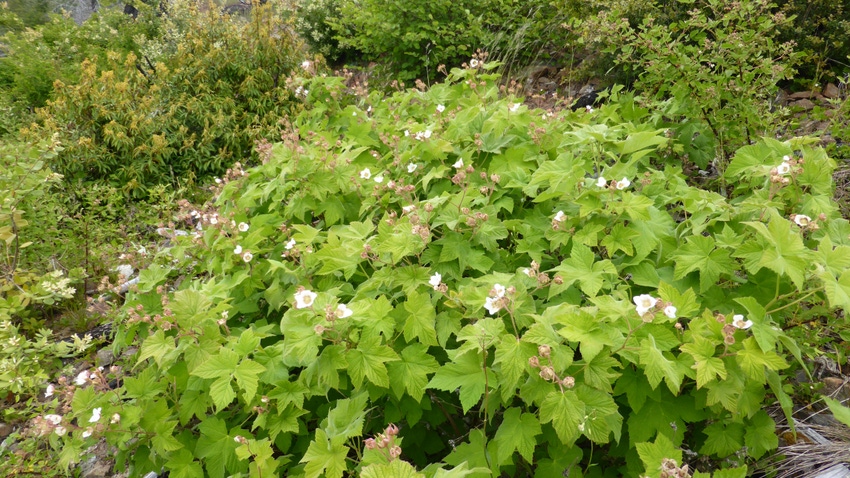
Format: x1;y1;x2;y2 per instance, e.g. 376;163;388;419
79;454;112;478
0;422;11;439
96;348;115;367
823;83;841;99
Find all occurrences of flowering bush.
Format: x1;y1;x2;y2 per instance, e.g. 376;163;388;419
40;63;849;476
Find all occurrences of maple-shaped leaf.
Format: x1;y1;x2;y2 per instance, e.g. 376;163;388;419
494;407;541;464
234;358;266;403
744;410;778;459
639;335;683;394
556;309;616;361
820;269;850;311
735;338;788;381
428;349;495;413
196;418;242;478
493;336;536;401
700;421;744;457
741;217;811;288
164;449;204;478
672;235;736;292
636;433;682;477
539;390;585;446
360;459;425;478
402;290;438;346
346;335;399;388
387;343;439;400
301;429;349;478
600;223;640;257
552;243;617;298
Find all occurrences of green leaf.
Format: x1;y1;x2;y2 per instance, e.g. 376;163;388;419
165;449;204;478
672;235;736;292
636;433;681;477
744;410;778;459
361;459;425;478
346;335;399;388
539;390;585;446
191;348;240;379
736;338;788;381
301;429;348;478
824;397;850;428
196;418;241;478
600;223;639;257
701;421;744;457
403;290;438;346
209;376;237;411
742;217;811;288
821;269;850;310
493;336;535;401
428;350;494;413
138;329;178;367
324;393;368;442
234;358;266;403
556;309;615;361
124;366;167;400
640;335;683;394
494;407;541;464
552;243;617;297
387;343;440;399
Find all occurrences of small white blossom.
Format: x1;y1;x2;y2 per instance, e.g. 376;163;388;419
238;222;249;232
484;297;502;315
616;178;631;190
407;163;417;173
242;252;253;263
522;268;531;277
44;414;62;425
452;158;464;169
596;176;607;188
509;103;521;112
469;59;480;68
82;428;93;438
335;304;354;318
374;175;384;183
115;264;134;279
360;168;372;180
294;289;317;309
423;130;432;139
402;205;416;214
436;104;446;113
209;215;219;225
429;273;442;290
663;305;677;319
776;162;791;175
301;60;311;70
234;245;243;255
89;407;102;423
110;413;121;424
633;294;658;316
214;177;222;184
75;370;90;386
586;105;593;113
54;425;67;436
45;384;55;398
492;283;506;298
732;314;753;330
404;130;410;137
553;211;566;222
285;238;296;250
794;215;812;227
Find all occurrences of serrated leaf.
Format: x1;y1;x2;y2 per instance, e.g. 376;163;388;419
640;335;683;394
744;411;778;459
672;235;736;292
138;329;178;367
387;344;439;399
301;429;348;478
494;337;535;401
539;391;585;446
494;407;541;464
428;350;494;413
191;348;240;379
164;449;204;478
821;269;850;310
403;290;438;346
234;359;266;403
553;243;617;297
346;335;399;388
636;433;681;476
196;418;241;478
325;393;368;442
361;459;425;478
701;421;744;457
742;218;810;288
210;376;236;411
824;397;850;428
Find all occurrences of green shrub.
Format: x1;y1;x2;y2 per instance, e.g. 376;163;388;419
775;0;850;80
37;63;850;477
27;0;305;194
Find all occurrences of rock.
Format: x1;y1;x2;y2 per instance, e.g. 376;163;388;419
789;90;818;100
823;83;841;99
120;346;138;360
822;377;850;401
0;422;11;438
792;99;816;110
96;348;115;367
79;454;112;478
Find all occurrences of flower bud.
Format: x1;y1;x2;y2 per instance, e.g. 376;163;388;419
528;356;540;368
385;423;399;436
364;438;378;449
389;445;402;459
561;376;575;388
538;345;551;359
539;366;556;381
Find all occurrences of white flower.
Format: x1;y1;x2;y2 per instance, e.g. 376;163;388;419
137;246;147;256
663;305;677;319
89;407;102;423
484;297;502;315
794;214;811;227
242;252;253;263
470;59;480;68
374;175;384;183
596;176;607;188
407;163;417;173
509;103;521;112
44;414;62;425
586;105;593;113
285;238;296;250
616;178;631;190
360;168;372;180
110;413;121;424
209;215;219;225
452;158;464;169
522;268;531;277
301;60;311;70
732;314;753;330
238;222;249;232
294;289;317;309
436;104;446;113
424;130;432;139
82;428;93;438
234;245;243;255
75;370;90;385
404;130;410;137
214;177;222;184
553;211;566;222
633;294;658;316
429;273;442;290
492;283;506;298
776;162;791;175
335;304;354;318
54;425;67;436
782;155;791;162
115;264;134;279
45;384;55;398
402;205;416;214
